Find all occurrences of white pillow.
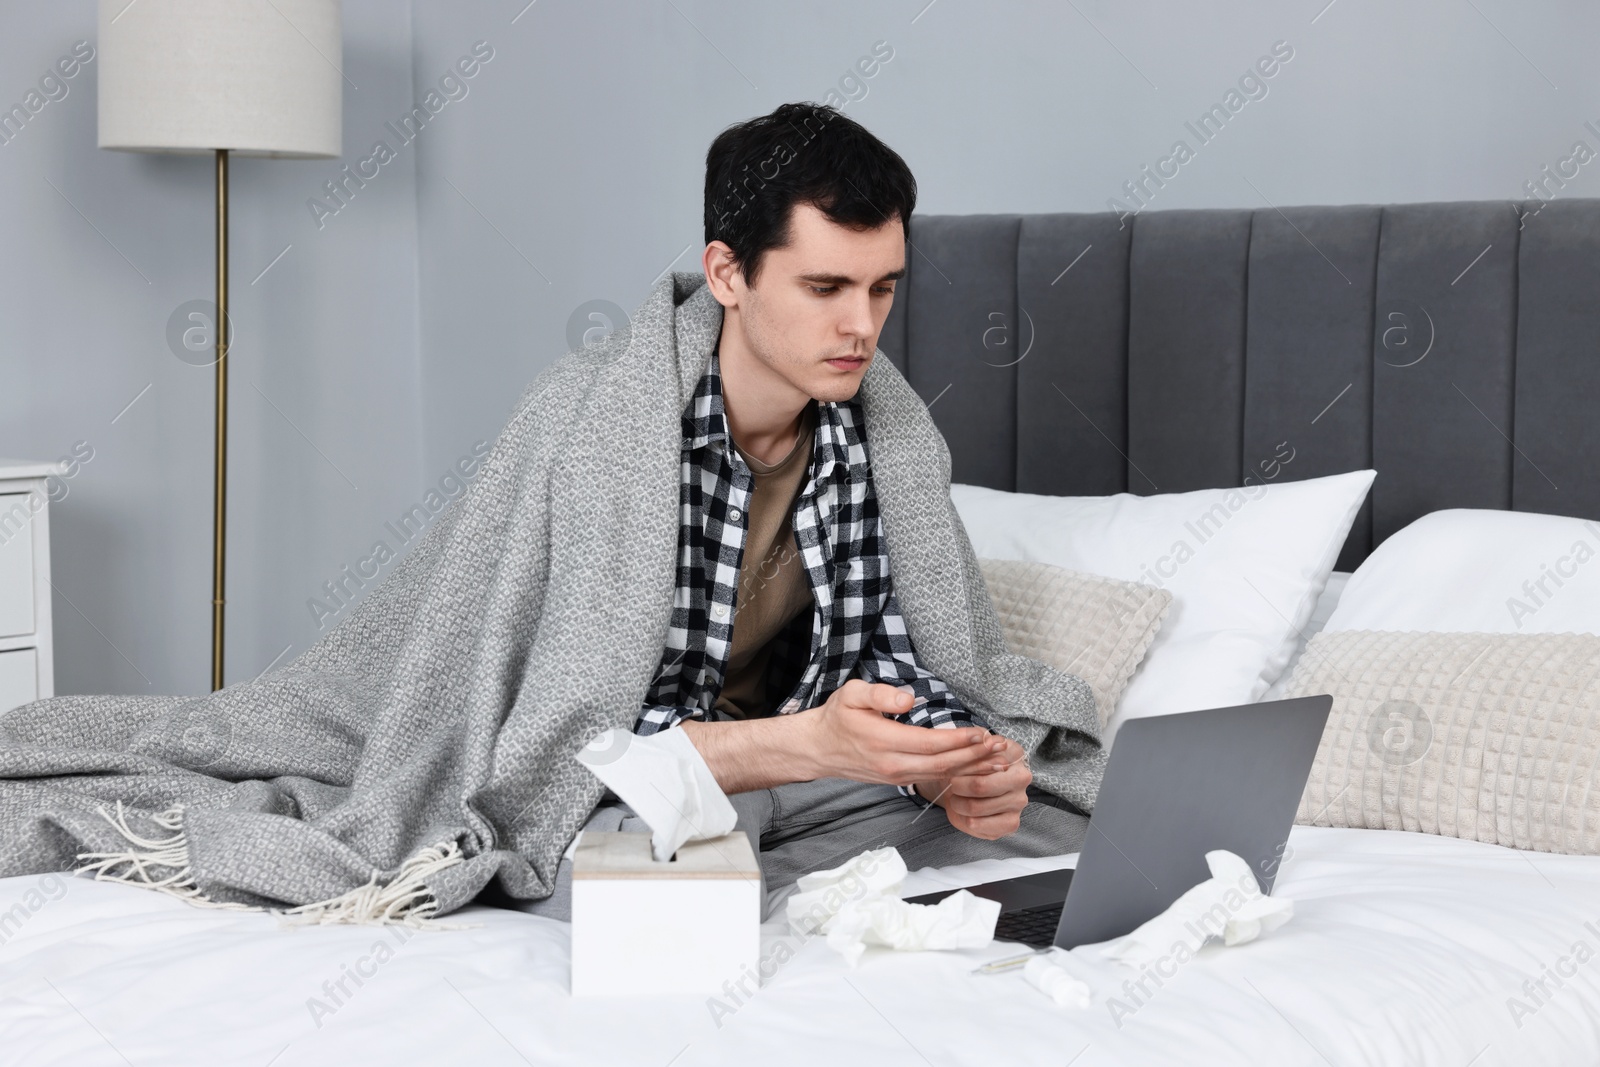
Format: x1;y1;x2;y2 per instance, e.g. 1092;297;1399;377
1260;569;1350;701
951;469;1375;740
1324;508;1600;635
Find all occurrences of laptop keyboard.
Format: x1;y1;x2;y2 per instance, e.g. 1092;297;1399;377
994;902;1065;948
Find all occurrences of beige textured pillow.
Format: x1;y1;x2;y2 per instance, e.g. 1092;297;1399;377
1285;630;1600;855
978;558;1172;730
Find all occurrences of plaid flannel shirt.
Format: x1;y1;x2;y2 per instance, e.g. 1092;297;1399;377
634;350;988;797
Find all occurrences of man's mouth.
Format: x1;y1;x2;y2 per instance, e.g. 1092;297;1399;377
825;354;869;370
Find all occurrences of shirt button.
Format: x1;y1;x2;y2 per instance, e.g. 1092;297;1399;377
728;507;743;523
713;605;729;620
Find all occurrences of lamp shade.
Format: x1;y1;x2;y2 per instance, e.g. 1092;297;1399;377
98;0;342;158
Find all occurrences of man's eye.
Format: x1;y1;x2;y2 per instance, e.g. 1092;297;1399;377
809;286;837;295
872;286;895;295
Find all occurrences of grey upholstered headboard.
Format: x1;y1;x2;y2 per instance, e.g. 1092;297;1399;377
877;200;1600;572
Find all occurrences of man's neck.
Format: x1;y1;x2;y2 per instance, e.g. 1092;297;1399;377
717;321;813;467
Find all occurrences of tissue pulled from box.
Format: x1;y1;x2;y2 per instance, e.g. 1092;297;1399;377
1100;848;1293;969
785;847;1001;966
575;726;737;862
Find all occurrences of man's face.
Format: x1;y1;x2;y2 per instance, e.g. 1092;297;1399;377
725;202;905;404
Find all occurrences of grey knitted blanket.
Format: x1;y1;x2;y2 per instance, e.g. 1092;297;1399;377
0;273;1104;923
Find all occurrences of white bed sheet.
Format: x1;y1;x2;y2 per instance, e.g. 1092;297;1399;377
4;825;1600;1066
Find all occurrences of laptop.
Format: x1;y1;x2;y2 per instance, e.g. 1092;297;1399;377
904;694;1333;950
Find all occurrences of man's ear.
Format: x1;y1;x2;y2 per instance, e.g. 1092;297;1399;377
701;241;744;308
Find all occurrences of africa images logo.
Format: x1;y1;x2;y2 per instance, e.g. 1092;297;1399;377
307;41;496;230
1365;699;1432;767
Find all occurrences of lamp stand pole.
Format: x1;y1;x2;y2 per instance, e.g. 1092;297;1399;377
211;148;229;693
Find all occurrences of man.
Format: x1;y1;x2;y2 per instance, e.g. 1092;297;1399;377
528;102;1101;914
0;103;1101;927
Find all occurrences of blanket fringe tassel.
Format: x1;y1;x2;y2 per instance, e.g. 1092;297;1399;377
75;800;470;928
281;841;468;929
75;801;254;912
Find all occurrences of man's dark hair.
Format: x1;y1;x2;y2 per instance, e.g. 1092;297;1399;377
704;102;917;286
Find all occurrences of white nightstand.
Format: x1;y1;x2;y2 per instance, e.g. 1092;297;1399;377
0;461;63;715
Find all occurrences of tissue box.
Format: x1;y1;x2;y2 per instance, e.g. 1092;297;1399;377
570;830;761;997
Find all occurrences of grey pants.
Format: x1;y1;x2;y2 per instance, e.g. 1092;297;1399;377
506;778;1089;921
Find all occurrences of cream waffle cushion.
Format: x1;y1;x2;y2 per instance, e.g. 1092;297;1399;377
1283;630;1600;855
978;558;1172;731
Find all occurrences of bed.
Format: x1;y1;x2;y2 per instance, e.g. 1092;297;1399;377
5;823;1600;1066
6;198;1600;1064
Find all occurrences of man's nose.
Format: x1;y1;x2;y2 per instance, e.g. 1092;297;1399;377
839;291;874;342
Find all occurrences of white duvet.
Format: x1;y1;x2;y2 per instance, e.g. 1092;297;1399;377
4;825;1599;1066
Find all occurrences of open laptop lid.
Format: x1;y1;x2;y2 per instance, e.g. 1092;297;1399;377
1055;693;1332;950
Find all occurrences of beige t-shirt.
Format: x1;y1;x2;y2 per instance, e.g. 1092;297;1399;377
714;400;819;719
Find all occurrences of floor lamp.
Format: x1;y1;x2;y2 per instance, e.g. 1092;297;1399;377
97;0;342;691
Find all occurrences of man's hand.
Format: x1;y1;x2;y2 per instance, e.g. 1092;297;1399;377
795;679;1006;787
913;735;1032;840
679;679;1003;794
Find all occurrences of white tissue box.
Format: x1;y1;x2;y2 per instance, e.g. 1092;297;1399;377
570;830;760;997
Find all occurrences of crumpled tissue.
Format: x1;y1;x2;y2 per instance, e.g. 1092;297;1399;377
785;847;1000;966
575;726;738;862
1022;949;1092;1009
1100;848;1294;969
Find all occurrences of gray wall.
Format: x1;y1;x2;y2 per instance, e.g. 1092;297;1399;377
4;0;1598;696
411;0;1600;478
0;0;424;695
